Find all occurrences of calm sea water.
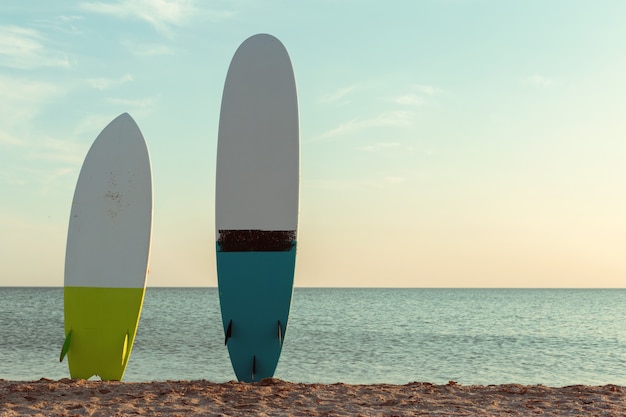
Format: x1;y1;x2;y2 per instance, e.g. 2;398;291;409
1;288;625;386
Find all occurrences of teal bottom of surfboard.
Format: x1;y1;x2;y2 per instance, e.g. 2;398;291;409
216;245;296;382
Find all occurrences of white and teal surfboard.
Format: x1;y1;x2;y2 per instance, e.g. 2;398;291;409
61;113;152;381
216;34;299;382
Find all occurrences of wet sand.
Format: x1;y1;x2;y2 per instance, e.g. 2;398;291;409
1;378;624;416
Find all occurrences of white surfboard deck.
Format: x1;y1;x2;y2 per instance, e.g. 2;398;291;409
215;33;299;235
65;112;153;289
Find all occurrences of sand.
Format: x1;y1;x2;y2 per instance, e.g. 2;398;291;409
1;378;624;416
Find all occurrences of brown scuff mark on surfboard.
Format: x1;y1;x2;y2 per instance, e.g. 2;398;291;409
105;191;121;201
104;172;124;218
218;230;296;252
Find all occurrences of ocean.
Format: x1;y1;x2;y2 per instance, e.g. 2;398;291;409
1;288;625;386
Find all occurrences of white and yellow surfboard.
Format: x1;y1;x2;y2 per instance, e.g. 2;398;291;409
61;113;152;381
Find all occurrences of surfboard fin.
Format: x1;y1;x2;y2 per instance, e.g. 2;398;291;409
225;320;233;345
121;331;130;366
277;320;283;345
252;355;257;382
59;330;72;362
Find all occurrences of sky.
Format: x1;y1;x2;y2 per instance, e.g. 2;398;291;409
1;1;625;288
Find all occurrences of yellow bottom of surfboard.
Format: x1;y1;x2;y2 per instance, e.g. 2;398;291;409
62;287;145;381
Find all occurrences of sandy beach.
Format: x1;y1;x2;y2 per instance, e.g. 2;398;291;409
1;378;624;416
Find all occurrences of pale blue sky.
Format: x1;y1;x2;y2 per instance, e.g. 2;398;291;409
1;1;625;287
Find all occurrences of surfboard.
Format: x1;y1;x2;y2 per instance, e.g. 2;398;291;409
216;33;299;382
61;112;152;381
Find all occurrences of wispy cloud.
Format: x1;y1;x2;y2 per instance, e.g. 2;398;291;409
0;74;83;192
1;161;80;194
26;137;85;165
122;39;173;56
526;74;554;87
0;169;27;187
392;94;426;107
0;74;70;192
382;176;406;184
320;85;359;104
15;136;85;194
412;84;442;95
390;84;443;108
73;114;119;136
0;75;62;134
87;73;133;90
80;0;213;35
312;111;413;142
356;141;401;152
312;83;441;143
73;96;158;136
0;25;70;69
39;166;78;195
59;15;84;23
107;96;158;109
308;175;407;191
35;15;85;37
0;131;24;147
